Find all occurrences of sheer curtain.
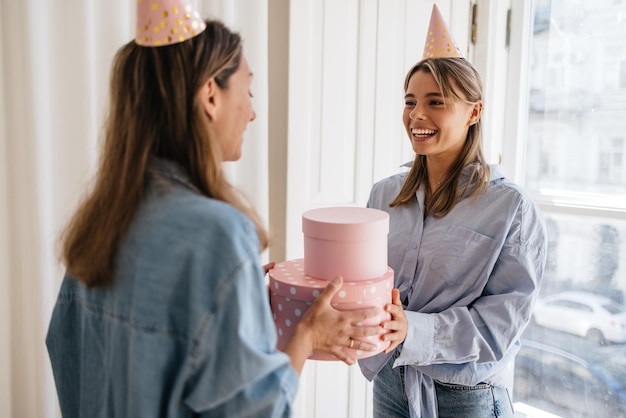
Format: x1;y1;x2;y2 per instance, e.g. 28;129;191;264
0;1;269;417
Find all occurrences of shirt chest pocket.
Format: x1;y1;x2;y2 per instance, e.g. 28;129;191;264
428;225;497;286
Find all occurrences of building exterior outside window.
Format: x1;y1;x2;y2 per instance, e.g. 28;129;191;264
515;1;626;416
526;0;626;297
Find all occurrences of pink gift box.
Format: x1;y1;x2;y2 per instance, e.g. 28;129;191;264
269;258;393;361
302;207;389;281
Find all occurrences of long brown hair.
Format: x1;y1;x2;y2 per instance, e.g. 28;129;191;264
61;20;269;287
390;58;490;216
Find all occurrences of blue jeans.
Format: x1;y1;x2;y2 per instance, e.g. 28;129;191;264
373;352;410;418
435;380;514;418
373;353;515;418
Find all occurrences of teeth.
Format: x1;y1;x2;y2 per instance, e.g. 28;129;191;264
412;128;437;135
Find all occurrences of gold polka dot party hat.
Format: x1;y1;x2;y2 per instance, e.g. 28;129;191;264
135;0;207;47
422;4;463;59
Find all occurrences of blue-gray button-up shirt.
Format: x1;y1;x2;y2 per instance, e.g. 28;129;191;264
359;164;547;417
46;159;298;417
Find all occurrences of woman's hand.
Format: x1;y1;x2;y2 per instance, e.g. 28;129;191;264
287;276;384;368
262;261;275;275
381;288;407;353
264;261;276;303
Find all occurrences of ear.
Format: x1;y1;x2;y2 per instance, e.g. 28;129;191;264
201;78;220;121
467;100;483;126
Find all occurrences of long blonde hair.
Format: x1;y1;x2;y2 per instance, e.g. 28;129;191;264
61;20;268;287
390;58;490;216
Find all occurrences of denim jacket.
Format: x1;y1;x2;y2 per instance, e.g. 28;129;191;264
46;158;298;417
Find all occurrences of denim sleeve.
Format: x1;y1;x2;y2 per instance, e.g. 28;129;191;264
183;253;299;417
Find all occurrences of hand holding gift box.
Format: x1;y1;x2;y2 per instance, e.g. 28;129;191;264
270;207;395;361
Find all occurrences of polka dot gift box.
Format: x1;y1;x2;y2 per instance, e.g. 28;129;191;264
270;259;392;360
269;207;394;361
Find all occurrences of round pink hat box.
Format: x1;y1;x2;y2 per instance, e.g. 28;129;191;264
302;207;389;281
269;259;393;360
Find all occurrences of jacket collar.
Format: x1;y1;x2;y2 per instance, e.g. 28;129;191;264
148;157;202;194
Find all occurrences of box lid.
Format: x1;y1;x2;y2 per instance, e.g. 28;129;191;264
302;207;389;241
269;258;393;305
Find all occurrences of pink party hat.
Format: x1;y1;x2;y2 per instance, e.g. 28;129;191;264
135;0;207;47
422;4;463;59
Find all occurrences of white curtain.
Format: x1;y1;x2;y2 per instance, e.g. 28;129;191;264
0;1;269;417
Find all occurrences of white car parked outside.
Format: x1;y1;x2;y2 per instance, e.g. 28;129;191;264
533;291;626;344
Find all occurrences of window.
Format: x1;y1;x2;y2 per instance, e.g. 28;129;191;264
509;0;626;416
524;0;626;294
620;61;626;88
599;137;624;182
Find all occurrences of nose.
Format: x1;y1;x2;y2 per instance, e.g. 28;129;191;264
250;109;256;122
409;105;425;121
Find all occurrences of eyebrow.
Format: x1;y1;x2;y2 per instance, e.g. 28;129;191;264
404;92;444;99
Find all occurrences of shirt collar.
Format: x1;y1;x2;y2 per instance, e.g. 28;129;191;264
401;160;506;184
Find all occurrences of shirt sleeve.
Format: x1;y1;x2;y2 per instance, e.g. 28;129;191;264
182;222;299;417
395;196;547;382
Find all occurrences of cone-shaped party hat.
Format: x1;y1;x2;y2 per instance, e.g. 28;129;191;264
422;4;463;59
135;0;207;47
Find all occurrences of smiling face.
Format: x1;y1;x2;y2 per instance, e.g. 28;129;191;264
202;54;256;162
403;69;482;168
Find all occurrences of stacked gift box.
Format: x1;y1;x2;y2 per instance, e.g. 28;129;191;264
269;207;394;360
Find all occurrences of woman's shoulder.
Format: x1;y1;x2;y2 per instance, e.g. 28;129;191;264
138;186;259;255
487;165;536;207
371;171;408;194
485;165;547;243
182;191;251;226
144;159;255;236
368;172;408;208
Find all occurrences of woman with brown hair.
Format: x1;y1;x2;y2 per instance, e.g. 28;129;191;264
46;3;382;417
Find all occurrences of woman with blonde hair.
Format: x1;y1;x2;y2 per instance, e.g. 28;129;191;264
359;6;547;417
